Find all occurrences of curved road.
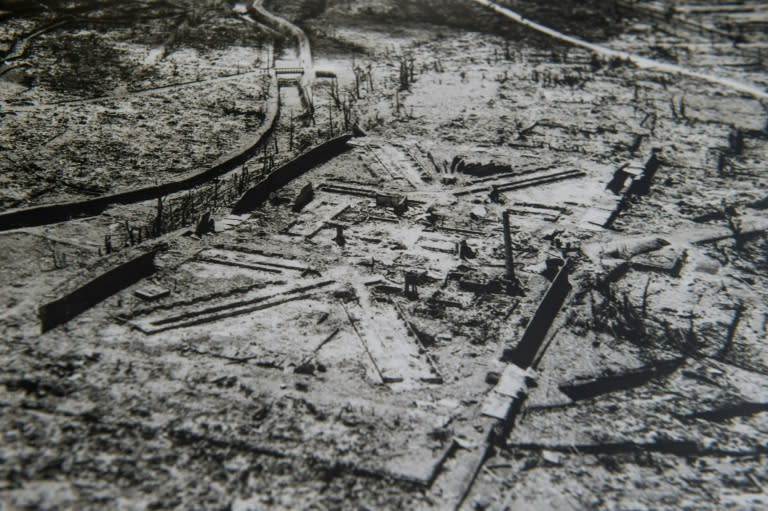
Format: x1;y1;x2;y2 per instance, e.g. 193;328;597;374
472;0;768;101
249;0;315;88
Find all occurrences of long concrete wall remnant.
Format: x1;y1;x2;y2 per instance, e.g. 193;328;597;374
0;72;280;232
39;248;160;333
232;134;353;213
504;259;572;368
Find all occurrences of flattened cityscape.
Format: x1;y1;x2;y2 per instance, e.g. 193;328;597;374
1;1;767;509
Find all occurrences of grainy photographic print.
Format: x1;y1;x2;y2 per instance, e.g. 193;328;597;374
0;0;767;509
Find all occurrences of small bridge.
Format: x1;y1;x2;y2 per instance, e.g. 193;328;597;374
275;67;305;75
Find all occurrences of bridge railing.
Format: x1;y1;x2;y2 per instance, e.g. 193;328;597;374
275;67;305;75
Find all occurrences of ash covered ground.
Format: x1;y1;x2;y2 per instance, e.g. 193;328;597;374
1;1;767;510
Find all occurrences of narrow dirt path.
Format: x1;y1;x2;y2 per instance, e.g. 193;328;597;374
471;0;768;101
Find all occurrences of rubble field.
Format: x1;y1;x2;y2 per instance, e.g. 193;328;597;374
1;1;767;510
0;1;274;210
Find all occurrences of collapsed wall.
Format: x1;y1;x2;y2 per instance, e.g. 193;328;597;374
600;149;662;229
232;134;353;213
39;248;160;333
504;259;572;368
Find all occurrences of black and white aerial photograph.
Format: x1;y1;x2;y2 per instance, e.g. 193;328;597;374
0;0;766;509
